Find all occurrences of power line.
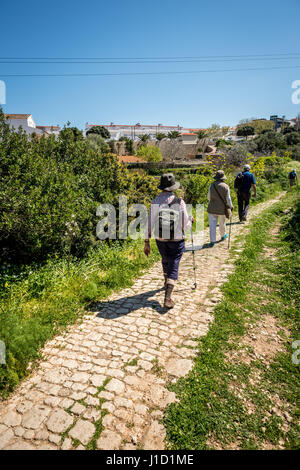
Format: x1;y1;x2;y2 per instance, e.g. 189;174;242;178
1;56;300;65
1;64;300;77
0;53;299;60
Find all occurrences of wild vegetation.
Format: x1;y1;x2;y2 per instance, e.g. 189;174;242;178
165;188;300;450
0;109;158;264
0;107;298;403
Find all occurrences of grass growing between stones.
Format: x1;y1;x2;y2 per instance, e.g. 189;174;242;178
0;239;160;398
164;188;300;450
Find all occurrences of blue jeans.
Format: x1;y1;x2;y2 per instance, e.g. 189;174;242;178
156;239;185;280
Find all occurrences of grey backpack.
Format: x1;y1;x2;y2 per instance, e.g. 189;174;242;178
155;197;182;240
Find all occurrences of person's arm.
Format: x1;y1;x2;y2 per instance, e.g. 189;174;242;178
226;188;234;210
207;185;211;201
144;201;157;256
251;174;257;197
181;199;192;231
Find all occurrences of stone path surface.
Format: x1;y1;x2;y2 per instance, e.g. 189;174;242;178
0;195;284;450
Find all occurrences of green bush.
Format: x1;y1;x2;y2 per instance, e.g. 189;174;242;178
183;174;213;205
0;110;158;264
136;145;162;162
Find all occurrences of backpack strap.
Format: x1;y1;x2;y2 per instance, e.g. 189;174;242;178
168;197;184;237
212;183;229;209
168;197;182;207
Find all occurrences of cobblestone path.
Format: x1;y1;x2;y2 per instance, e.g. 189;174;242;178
0;195;284;450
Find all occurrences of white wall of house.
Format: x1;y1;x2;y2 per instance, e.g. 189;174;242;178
180;134;198;145
6;116;45;136
85;123;189;140
36;126;61;136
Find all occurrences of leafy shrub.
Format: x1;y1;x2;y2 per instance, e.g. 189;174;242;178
183;174;213;205
86;125;110;139
86;134;110;153
137;145;162;162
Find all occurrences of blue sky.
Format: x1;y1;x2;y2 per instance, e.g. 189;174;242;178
1;0;300;129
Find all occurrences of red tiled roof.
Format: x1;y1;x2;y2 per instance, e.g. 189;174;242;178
4;114;31;119
181;132;197;136
87;124;182;129
118;155;147;163
36;125;61;130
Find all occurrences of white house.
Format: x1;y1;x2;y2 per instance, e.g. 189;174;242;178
179;132;198;145
4;114;45;136
4;114;61;137
85;122;190;140
36;125;61;136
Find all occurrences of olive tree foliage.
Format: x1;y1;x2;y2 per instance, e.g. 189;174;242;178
86;125;111;139
225;143;250;166
236;125;255;140
86;134;110;153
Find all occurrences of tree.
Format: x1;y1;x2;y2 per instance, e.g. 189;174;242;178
285;131;300;146
238;119;274;135
155;133;167;143
160;139;183;161
205;124;222;139
251;120;274;134
59;126;84;141
221;126;230;136
252;130;286;153
117;136;135;154
167;131;180;139
196;130;207;140
86;126;111;139
86;134;110;153
196;130;209;154
236;125;255;140
136;145;162;162
138;134;151;145
125;138;135;155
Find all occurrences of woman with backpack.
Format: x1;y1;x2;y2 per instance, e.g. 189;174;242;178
207;170;233;248
144;173;192;309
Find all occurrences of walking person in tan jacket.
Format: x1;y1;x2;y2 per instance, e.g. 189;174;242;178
207;170;233;247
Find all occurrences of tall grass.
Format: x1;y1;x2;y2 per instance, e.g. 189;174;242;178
0;239;159;397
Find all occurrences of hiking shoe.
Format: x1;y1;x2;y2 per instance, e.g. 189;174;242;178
209;242;215;248
164;283;174;309
164;297;175;309
242;216;247;222
221;233;228;241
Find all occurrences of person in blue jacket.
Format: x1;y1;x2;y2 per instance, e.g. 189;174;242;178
235;164;257;222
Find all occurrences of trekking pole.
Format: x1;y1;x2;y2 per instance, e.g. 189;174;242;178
228;216;232;250
190;225;197;289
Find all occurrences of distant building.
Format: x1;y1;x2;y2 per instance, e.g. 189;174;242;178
4;114;60;136
85;122;190;140
179;132;198;145
36;125;61;136
270;115;290;131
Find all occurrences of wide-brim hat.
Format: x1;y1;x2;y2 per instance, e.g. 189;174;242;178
158;173;180;191
214;170;226;181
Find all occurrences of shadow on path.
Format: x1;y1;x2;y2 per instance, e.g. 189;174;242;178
90;288;166;319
